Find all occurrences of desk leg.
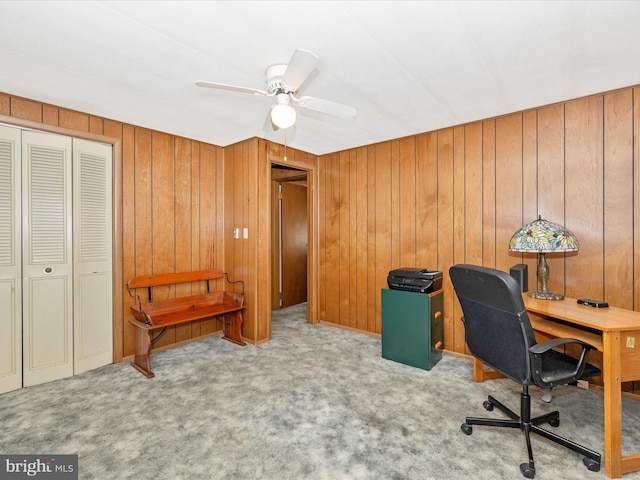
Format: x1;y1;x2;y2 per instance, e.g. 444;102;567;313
472;358;505;383
603;331;622;478
131;326;155;378
473;358;485;382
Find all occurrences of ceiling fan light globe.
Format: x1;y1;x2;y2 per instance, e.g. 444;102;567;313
271;104;296;129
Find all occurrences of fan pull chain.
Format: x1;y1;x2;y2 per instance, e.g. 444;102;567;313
284;128;288;161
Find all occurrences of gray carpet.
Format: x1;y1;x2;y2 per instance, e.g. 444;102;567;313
2;302;640;480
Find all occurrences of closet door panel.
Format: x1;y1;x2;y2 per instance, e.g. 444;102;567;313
27;276;70;368
22;131;73;387
0;280;20;391
73;139;113;373
0;126;22;394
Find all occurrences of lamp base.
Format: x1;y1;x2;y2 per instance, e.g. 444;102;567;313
528;291;564;301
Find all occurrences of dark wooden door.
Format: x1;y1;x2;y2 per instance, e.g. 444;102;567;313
281;182;308;307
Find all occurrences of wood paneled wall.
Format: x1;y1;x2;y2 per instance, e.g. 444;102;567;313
318;86;640;375
121;128;227;357
4;84;640;383
225;138;318;344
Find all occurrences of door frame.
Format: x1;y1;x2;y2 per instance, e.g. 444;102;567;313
268;155;318;327
271;172;309;309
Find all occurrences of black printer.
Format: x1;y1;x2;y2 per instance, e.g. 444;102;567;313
387;268;443;294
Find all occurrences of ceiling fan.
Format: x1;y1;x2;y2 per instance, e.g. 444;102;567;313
195;49;357;130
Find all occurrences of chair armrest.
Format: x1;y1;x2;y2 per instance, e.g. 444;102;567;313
529;338;598;388
529;337;595;355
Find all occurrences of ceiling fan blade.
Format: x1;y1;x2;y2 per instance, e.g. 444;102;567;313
281;49;319;92
195;80;269;96
296;96;357;119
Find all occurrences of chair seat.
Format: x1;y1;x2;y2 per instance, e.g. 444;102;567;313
535;349;601;387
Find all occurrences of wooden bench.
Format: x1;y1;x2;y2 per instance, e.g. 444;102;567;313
126;269;246;378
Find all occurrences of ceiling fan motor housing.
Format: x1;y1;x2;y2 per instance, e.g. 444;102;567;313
266;64;289;94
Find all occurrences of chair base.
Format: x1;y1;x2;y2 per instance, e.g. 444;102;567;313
461;390;601;478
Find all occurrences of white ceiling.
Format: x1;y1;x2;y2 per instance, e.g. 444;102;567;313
1;1;640;155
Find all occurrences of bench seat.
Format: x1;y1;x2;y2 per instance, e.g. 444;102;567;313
130;292;244;329
127;270;245;378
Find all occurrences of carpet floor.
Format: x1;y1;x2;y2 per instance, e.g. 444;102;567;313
2;303;640;479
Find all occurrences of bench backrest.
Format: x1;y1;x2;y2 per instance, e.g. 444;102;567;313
127;269;224;290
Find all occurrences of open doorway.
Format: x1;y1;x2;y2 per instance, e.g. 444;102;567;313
271;164;308;311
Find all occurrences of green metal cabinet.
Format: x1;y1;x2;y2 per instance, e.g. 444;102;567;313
381;288;444;370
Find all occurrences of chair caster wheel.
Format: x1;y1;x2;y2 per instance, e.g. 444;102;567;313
520;462;535;478
583;457;600;472
461;423;472;435
483;400;494;411
548;418;560;427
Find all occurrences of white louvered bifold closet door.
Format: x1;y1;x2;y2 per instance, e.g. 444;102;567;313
73;139;112;374
0;125;22;394
0;127;112;394
22;131;74;387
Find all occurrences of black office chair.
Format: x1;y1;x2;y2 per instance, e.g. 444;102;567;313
449;264;601;479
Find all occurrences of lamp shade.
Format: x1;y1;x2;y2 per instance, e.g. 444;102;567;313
509;217;579;253
271;104;296;129
271;93;296;129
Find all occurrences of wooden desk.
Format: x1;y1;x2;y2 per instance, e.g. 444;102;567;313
473;295;640;478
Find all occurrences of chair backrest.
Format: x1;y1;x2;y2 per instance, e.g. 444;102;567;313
449;264;538;385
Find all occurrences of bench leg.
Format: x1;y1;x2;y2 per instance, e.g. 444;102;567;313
131;326;155;378
222;311;246;346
